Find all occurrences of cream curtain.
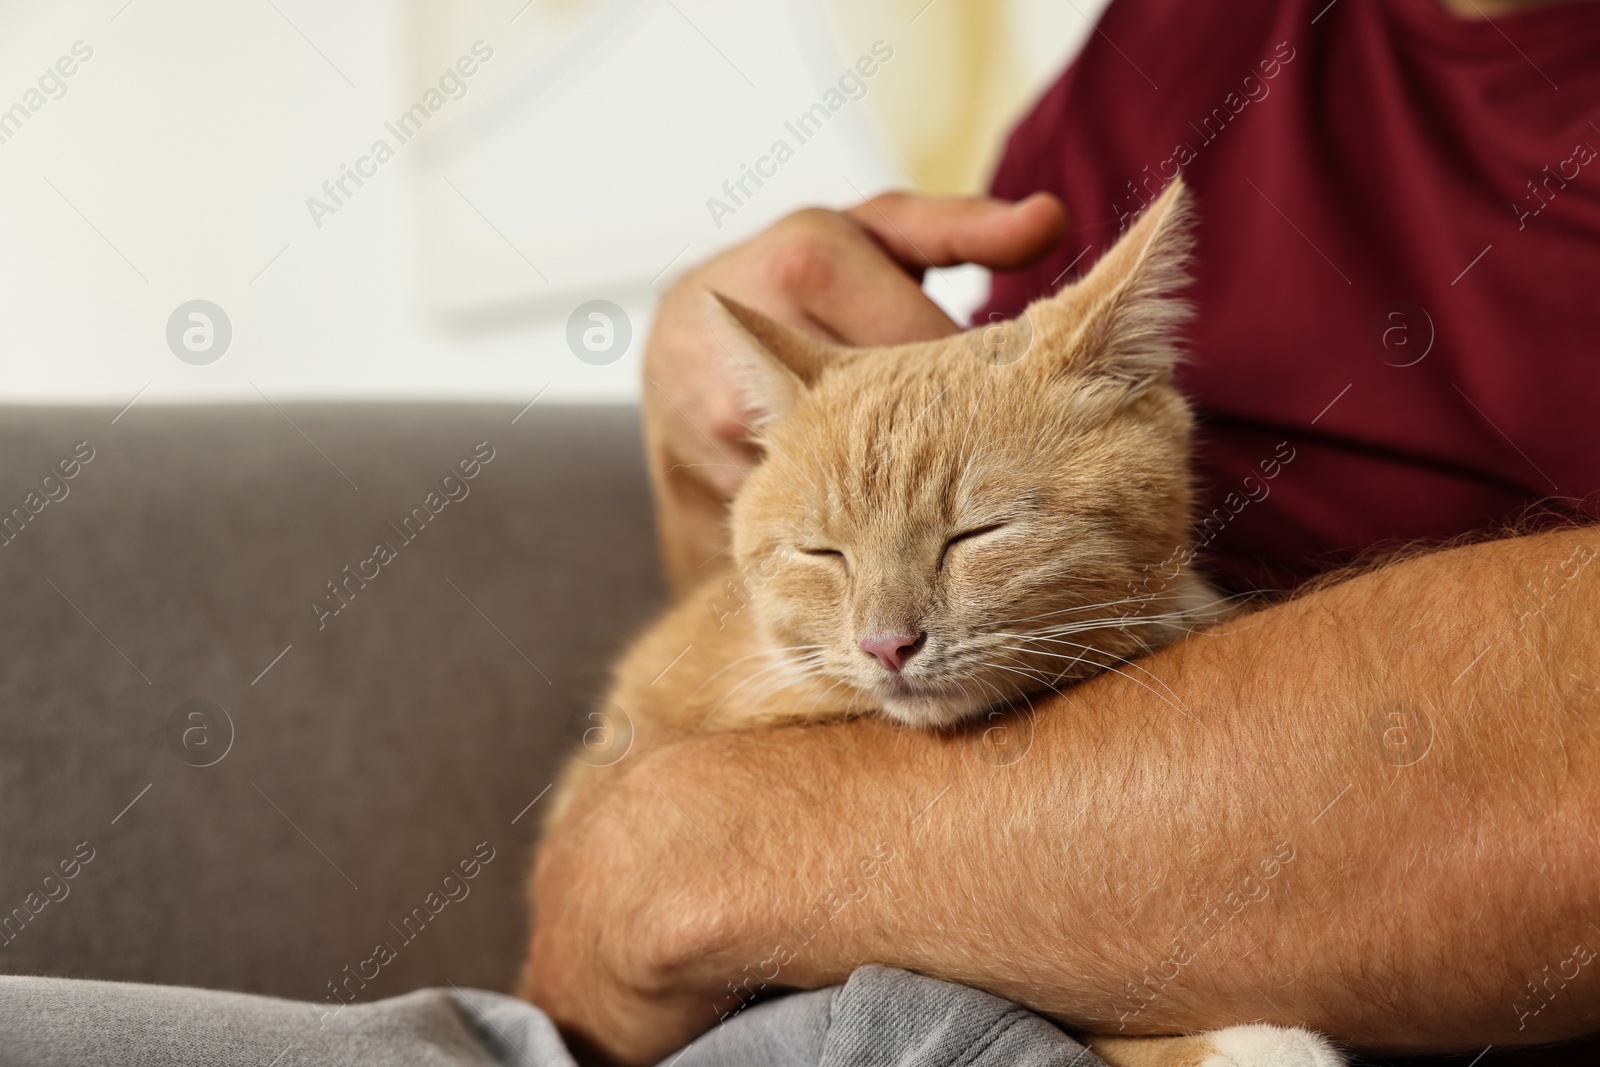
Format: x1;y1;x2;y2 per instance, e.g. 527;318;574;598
820;0;1095;193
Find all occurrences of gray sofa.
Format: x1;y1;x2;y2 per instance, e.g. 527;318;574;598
0;403;661;1002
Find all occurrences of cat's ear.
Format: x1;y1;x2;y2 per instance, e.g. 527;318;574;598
707;292;838;427
1026;178;1194;392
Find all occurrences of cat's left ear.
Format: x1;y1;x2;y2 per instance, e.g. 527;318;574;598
1024;178;1195;392
707;292;840;428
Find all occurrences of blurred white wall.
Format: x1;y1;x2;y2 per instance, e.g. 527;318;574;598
0;0;1107;407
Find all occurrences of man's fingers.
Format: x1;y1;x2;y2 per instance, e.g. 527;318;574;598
714;216;959;347
845;191;1066;271
787;249;958;346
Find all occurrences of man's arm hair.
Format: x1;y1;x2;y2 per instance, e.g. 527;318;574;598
613;524;1600;1053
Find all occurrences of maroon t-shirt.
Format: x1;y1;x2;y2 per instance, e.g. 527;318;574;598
980;0;1600;594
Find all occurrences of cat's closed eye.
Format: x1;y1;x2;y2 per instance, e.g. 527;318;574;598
799;545;846;564
940;523;1007;566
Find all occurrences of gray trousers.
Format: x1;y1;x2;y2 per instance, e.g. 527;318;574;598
0;965;1102;1067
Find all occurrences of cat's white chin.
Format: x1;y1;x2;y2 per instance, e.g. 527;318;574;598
878;686;989;729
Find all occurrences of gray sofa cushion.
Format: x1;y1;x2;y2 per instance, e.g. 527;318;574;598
0;403;661;1001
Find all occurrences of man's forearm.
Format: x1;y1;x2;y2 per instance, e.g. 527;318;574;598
639;526;1600;1050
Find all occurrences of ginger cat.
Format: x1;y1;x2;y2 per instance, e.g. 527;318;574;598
540;180;1343;1067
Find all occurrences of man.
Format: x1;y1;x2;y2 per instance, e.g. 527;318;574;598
526;0;1600;1064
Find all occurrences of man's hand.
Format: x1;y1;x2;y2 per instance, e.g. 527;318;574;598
524;724;918;1067
642;192;1064;593
527;526;1600;1065
522;753;734;1065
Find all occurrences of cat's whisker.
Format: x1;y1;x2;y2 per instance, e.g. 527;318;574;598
933;670;986;715
716;655;825;698
996;639;1196;721
684;644;828;703
991;592;1201;628
999;620;1165;640
701;654;829;726
1011;627;1177;652
998;604;1209;636
797;675;853;726
1011;627;1192;663
983;660;1067;699
968;672;1015;715
690;647;825;708
999;632;1157;668
994;642;1102;676
991;643;1096;687
1012;591;1198;616
738;669;824;718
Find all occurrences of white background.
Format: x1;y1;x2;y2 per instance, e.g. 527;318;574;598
0;0;1108;407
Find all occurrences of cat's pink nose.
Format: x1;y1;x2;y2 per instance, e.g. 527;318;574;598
858;631;925;672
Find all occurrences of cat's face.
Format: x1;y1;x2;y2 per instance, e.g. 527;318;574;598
723;181;1199;728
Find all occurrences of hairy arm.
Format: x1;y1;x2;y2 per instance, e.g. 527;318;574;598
528;525;1600;1063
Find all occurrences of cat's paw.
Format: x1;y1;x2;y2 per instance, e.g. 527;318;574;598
1200;1024;1344;1067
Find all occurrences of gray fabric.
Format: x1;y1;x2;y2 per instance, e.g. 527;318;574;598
0;966;1102;1067
0;404;661;998
682;966;1102;1067
814;966;1099;1067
